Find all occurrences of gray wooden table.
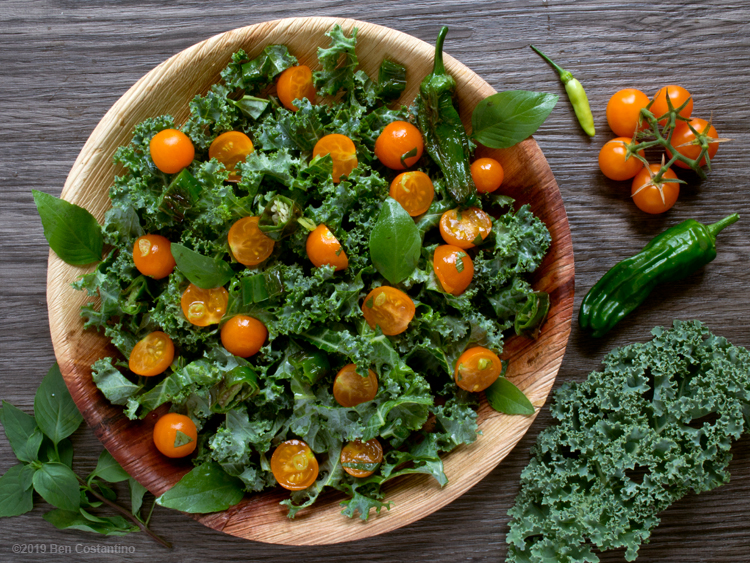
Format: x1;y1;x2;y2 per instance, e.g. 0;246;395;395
2;1;749;561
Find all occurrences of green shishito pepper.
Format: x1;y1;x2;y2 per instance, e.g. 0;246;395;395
416;27;477;207
579;214;739;337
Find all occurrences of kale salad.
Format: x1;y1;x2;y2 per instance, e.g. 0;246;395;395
70;25;553;519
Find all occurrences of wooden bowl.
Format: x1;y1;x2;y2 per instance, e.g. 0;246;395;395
47;17;574;545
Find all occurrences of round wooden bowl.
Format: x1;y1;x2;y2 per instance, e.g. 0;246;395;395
47;17;574;545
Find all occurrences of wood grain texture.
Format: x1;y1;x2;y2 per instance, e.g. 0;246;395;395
2;0;749;562
45;16;574;545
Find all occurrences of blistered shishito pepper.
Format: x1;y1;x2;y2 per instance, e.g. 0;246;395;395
579;214;739;337
416;27;477;207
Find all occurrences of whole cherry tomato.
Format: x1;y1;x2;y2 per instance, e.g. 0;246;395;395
313;134;358;183
361;286;415;336
651;85;693;125
374;121;424;170
220;315;267;358
149;129;194;174
598;137;645;181
390;171;434;216
153;413;197;458
132;234;176;279
340;438;383;478
606;88;649;137
180;283;228;326
129;331;175;377
276;65;316;111
208;131;254;181
228;216;275;266
333;363;378;408
439;207;492;249
631;164;679;214
433;245;474;296
470;157;504;194
666;118;719;168
454;347;503;392
306;224;348;271
271;439;319;491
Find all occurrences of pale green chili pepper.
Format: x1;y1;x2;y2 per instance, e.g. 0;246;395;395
530;45;595;136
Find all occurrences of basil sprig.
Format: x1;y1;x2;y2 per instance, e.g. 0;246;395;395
171;243;234;289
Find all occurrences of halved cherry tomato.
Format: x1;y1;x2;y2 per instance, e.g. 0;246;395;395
333;363;378;408
631;164;679;214
271;439;319;491
433;245;474;296
180;283;228;326
598;137;645;181
390;171;434;216
149;129;194;174
153;413;197;458
129;331;175;376
454;347;503;392
340;438;383;478
606;88;649;137
313;134;358;183
306;224;348;271
666;118;719;168
439;207;492;249
374;121;424;170
228;216;275;266
651;85;693;125
470;157;504;194
276;65;316;111
361;286;415;336
208;131;254;181
221;315;267;358
132;234;176;279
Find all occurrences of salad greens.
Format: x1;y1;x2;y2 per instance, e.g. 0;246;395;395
44;25;552;520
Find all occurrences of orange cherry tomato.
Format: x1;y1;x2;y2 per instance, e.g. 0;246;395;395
220;315;267;358
598;137;645;181
651;85;693;125
454;347;503;392
439;207;492;249
208;131;254;181
470;157;504;194
180;283;228;326
606;88;650;137
271;439;319;491
666;118;719;168
149;129;194;174
313;134;358;183
228;216;275;266
361;286;415;336
433;245;474;296
340;438;383;478
132;234;176;279
276;65;316;111
631;164;679;215
153;413;197;458
374;121;424;170
129;331;175;377
389;171;434;216
333;364;378;408
306;224;348;271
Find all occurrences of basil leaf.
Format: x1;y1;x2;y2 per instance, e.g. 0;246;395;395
43;509;138;535
34;363;83;445
470;91;559;149
485;378;535;416
0;401;43;463
171;243;234;289
0;464;35;517
33;462;81;511
128;477;148;516
369;197;421;284
41;437;74;468
156;461;244;513
90;449;130;483
231;95;270;120
32;190;103;265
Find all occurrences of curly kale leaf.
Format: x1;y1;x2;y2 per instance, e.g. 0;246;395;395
506;320;750;563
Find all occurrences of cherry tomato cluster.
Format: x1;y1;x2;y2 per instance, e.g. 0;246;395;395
600;85;724;214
